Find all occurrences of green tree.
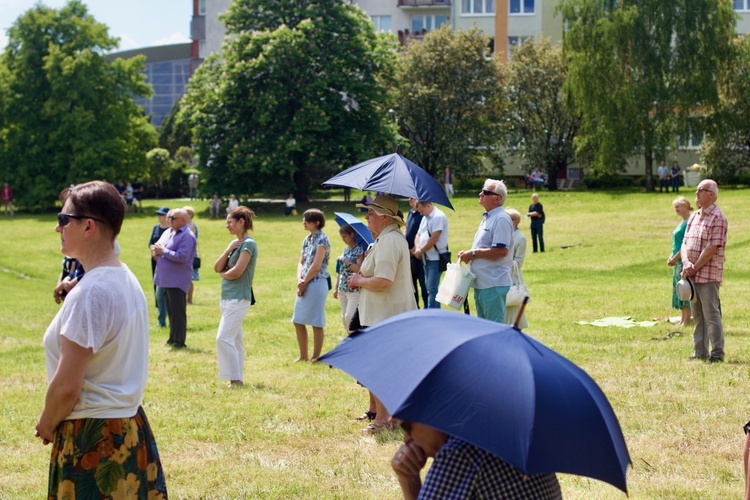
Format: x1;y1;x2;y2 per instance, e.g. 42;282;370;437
181;0;398;201
700;36;750;184
0;0;156;209
559;0;736;190
504;38;580;190
394;26;505;178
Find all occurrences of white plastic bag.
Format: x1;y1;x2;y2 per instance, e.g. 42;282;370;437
436;261;476;310
506;261;530;307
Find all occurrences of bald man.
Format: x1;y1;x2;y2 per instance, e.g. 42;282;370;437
152;209;197;348
681;179;727;363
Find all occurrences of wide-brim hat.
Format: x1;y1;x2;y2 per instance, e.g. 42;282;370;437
675;278;695;302
155;206;170;215
356;195;404;226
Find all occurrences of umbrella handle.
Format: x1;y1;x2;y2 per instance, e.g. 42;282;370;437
512;296;530;330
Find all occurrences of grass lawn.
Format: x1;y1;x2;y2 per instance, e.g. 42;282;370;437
1;186;749;498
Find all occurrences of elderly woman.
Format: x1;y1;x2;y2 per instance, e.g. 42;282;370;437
215;206;258;387
36;181;167;497
183;205;199;304
292;209;331;362
667;196;693;327
504;208;528;328
348;195;417;433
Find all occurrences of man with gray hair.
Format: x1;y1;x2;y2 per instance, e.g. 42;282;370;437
457;179;514;323
681;179;727;363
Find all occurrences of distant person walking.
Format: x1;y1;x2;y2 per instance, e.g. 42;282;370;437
214;206;258;388
681;179;727;363
527;193;545;253
2;182;14;216
188;172;199;200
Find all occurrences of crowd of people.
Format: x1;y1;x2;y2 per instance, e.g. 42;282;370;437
34;175;733;497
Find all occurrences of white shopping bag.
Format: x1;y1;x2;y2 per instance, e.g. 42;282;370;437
436;261;476;310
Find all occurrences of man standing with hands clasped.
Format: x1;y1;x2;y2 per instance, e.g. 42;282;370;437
457;179;514;323
527;193;545;253
152;209;196;348
414;200;449;309
681;179;727;363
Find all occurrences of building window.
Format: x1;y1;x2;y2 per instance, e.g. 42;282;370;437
411;15;449;36
462;0;495;15
371;15;392;33
678;128;704;150
735;0;750;10
510;0;535;14
199;0;206;15
508;36;531;58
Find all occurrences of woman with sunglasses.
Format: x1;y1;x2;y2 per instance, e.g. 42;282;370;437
36;181;168;497
214;206;258;388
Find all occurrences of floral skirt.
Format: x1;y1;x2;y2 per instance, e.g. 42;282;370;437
48;406;168;499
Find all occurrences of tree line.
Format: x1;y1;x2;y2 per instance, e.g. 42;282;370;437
1;0;748;209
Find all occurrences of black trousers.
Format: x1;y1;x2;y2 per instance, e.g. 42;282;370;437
410;255;428;308
164;287;187;346
531;224;545;253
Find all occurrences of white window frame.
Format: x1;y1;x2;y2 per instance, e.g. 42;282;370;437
678;128;704;150
199;0;206;15
509;0;535;15
371;15;392;33
507;36;531;59
461;0;495;16
734;0;750;12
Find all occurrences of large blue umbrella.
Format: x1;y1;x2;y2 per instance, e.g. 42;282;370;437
323;153;453;210
334;212;373;251
318;309;631;494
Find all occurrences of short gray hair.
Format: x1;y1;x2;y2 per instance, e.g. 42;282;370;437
484;179;507;205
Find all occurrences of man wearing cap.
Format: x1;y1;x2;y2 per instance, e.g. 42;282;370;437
681;179;727;363
457;179;514;323
414;200;449;309
149;206;171;327
152;209;197;347
348;195;417;433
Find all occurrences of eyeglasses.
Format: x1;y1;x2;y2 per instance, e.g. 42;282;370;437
481;189;499;197
57;213;106;227
695;188;712;194
167;216;176;220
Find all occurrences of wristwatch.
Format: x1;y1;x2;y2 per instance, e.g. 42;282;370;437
472;250;476;260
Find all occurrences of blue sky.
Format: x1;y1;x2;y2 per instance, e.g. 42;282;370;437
0;0;191;52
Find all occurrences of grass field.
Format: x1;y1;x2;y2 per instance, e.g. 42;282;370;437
1;186;749;498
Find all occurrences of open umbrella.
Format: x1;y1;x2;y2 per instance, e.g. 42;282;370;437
318;309;631;494
334;212;373;251
323;153;453;210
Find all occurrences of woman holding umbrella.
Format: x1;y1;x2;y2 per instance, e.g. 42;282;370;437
348;195;417;433
292;209;331;362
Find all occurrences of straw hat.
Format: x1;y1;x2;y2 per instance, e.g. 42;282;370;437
356;195;404;226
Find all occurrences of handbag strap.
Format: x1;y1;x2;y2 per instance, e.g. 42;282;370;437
511;261;524;284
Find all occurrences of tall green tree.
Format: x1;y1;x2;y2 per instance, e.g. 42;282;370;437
0;0;156;209
181;0;398;201
394;26;505;178
504;38;581;190
559;0;736;190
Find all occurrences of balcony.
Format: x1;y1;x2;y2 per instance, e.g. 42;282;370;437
398;0;451;6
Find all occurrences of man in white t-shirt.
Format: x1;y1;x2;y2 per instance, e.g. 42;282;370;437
414;200;449;309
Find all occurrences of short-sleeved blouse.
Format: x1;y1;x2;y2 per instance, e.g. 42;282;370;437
338;245;364;292
301;230;330;283
671;219;687;258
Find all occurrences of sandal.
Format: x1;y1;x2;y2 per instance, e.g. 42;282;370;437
355;410;376;421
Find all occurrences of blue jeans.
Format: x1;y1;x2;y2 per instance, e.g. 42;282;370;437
155;286;167;327
424;260;442;309
474;286;510;323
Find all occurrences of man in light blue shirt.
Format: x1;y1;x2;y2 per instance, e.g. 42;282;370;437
457;179;514;323
414;200;449;309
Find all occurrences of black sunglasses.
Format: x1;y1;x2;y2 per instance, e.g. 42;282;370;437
481;189;499;197
57;213;106;227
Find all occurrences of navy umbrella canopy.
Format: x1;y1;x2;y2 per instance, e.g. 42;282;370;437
323;153;453;209
334;212;373;251
318;309;631;494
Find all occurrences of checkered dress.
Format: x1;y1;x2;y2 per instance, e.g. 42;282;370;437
419;437;561;499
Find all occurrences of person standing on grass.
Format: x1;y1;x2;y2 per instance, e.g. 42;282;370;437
2;182;14;216
152;208;196;348
184;206;199;304
527;192;545;253
333;224;364;333
406;198;428;308
37;181;168;497
671;161;681;192
443;168;454;197
681;179;727;363
667;196;693;327
214;206;258;388
149;206;171;327
414;200;449;309
292;208;331;362
658;160;669;192
457;180;514;324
